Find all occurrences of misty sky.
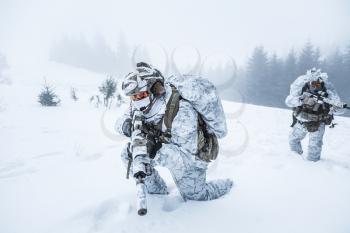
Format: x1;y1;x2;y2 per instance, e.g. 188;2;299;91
1;0;350;66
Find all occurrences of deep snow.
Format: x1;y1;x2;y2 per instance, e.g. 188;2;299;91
1;62;350;233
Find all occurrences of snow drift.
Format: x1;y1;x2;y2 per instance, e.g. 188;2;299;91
1;62;350;233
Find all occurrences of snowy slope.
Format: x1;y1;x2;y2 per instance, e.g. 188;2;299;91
1;62;350;233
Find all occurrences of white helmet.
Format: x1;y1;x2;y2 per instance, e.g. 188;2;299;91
306;67;328;82
122;62;165;112
305;68;328;94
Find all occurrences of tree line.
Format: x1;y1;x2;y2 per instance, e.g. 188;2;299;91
236;42;350;109
48;37;350;113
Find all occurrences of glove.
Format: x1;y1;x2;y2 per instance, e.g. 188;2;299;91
299;93;309;106
146;134;162;159
303;96;317;106
122;118;132;137
299;92;310;101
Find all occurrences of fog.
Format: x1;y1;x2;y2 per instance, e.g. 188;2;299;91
1;0;350;66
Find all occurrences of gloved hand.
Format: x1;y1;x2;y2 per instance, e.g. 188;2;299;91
122;118;132;137
299;93;309;106
146;134;162;159
303;96;318;106
300;92;314;100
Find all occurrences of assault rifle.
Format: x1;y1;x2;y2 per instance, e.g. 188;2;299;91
291;92;349;128
129;110;151;216
303;92;349;110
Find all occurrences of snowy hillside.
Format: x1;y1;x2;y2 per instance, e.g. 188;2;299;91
1;62;350;233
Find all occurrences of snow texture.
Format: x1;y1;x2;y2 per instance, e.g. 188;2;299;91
1;62;350;233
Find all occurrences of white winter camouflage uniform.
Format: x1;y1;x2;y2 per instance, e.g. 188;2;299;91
116;78;233;201
285;70;345;161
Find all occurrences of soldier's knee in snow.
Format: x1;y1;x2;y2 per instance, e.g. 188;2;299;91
145;169;168;194
307;142;322;161
289;139;303;154
307;155;320;162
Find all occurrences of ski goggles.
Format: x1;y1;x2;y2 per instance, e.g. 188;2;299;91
130;91;150;101
310;81;322;89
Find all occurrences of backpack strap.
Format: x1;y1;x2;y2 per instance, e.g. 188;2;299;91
163;85;181;138
160;85;218;162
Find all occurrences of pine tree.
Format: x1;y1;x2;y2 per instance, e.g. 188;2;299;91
50;34;118;74
38;81;61;106
297;41;318;75
312;47;321;68
284;48;298;81
326;48;343;77
343;43;350;76
337;44;350;104
99;76;117;108
267;53;284;107
93;33;118;73
246;46;269;105
268;53;284;79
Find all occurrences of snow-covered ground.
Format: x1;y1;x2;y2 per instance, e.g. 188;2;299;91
1;62;350;233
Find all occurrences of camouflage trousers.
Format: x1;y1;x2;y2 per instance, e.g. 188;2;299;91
120;143;233;201
289;122;326;161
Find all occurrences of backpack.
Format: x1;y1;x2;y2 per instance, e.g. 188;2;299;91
162;75;227;162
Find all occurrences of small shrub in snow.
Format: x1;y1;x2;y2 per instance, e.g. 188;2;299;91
99;76;117;108
38;81;61;106
71;87;78;101
115;92;124;107
89;94;102;108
